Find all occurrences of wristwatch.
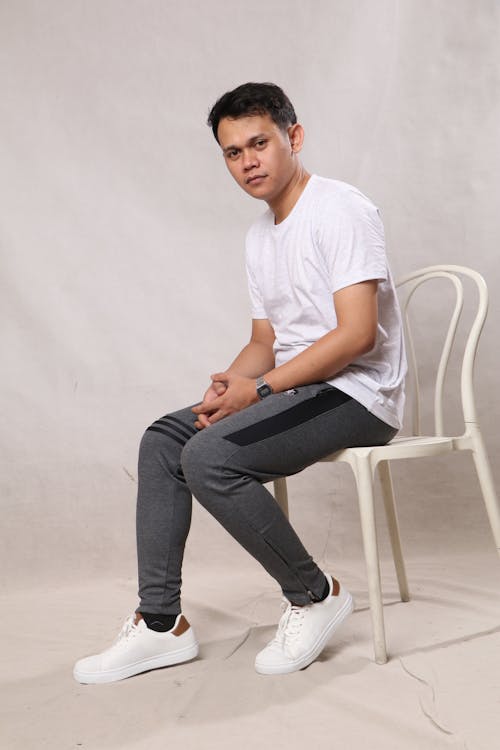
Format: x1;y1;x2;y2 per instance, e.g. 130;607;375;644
256;376;274;399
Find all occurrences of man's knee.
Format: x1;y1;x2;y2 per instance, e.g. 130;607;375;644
139;426;161;457
180;429;226;498
138;418;186;469
180;432;205;490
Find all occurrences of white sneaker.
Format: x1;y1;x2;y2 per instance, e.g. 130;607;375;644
255;574;353;675
73;613;199;684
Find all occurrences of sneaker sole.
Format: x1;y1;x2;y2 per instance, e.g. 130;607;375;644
73;640;199;684
255;592;354;675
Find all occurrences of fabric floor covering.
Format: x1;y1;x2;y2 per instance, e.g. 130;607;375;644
1;549;499;750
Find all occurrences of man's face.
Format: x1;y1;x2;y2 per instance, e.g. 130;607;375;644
217;113;298;203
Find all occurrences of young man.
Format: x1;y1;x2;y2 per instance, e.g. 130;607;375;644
74;82;405;682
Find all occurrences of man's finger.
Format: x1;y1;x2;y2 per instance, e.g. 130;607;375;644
192;399;216;415
195;413;210;429
208;409;227;424
213;382;227;395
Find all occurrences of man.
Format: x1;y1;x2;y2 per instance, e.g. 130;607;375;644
74;82;405;682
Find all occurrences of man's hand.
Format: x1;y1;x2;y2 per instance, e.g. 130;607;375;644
194;380;228;429
192;371;259;427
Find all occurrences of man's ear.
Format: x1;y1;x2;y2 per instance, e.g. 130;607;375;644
288;123;305;154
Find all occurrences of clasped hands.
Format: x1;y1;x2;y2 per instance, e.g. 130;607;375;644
192;371;260;429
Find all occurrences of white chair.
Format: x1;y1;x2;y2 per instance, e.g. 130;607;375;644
273;265;500;664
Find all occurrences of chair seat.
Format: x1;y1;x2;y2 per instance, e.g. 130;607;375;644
319;434;454;464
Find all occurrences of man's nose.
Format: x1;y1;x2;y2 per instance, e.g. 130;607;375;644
242;148;258;170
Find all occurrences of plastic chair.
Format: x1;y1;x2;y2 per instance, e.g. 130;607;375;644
273;265;500;664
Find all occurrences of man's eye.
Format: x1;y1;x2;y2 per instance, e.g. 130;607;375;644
226;150;239;160
255;140;267;149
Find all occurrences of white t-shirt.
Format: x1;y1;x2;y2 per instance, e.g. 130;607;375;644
245;174;406;429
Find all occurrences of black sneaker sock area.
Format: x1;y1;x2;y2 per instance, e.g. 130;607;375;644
142;612;178;632
317;576;331;602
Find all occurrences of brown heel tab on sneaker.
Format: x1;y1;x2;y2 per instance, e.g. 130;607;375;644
331;578;340;597
172;615;190;636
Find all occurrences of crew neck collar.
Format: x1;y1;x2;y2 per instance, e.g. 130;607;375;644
270;174;316;229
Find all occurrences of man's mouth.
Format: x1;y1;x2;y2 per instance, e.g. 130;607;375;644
246;174;267;185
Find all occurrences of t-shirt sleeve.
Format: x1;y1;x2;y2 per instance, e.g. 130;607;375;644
245;232;267;319
245;262;267;318
317;190;388;294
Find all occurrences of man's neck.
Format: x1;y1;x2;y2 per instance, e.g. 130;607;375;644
270;167;311;224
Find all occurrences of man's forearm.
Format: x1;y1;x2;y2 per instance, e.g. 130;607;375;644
195;324;373;427
222;326;371;393
226;341;275;379
263;326;374;393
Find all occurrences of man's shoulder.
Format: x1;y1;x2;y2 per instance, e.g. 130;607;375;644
310;175;378;212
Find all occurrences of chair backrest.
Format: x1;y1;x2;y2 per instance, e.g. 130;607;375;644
396;265;488;437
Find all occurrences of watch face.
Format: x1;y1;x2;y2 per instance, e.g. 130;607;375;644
258;383;272;399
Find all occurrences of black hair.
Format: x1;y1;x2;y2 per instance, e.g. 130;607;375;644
207;82;297;143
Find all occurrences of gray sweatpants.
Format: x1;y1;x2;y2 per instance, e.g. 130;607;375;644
135;383;397;615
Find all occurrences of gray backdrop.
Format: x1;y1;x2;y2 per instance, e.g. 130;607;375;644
1;0;499;590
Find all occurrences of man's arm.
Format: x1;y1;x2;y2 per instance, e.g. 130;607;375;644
264;279;378;392
193;280;378;426
224;318;276;377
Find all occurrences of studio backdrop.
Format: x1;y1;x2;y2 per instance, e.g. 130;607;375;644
1;0;499;589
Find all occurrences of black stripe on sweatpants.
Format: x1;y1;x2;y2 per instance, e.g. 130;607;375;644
156;418;195;442
223;387;352;447
160;414;197;437
147;425;187;447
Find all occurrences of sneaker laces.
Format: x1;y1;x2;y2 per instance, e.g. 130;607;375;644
110;615;140;649
272;600;306;646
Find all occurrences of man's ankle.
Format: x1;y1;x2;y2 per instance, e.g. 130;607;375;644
140;612;178;632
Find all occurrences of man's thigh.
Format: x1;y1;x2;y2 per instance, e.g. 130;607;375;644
182;383;396;482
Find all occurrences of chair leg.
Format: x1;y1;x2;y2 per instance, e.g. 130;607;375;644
378;461;410;602
469;426;500;557
352;456;388;664
273;477;289;519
